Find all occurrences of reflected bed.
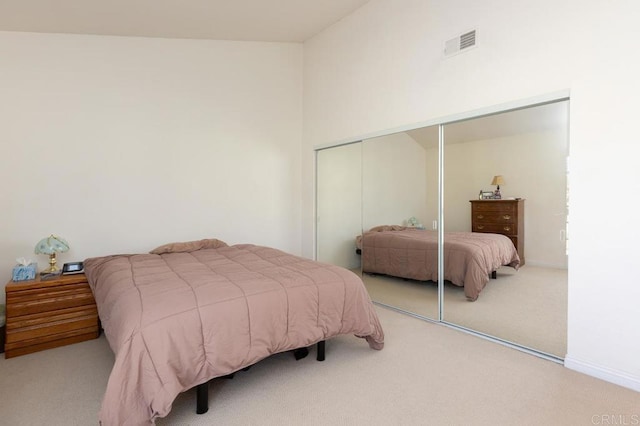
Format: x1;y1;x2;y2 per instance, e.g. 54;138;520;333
356;226;520;301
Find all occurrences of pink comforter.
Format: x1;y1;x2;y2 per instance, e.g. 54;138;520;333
85;244;384;425
359;228;520;301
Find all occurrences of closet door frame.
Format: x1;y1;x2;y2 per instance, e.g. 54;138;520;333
314;90;570;362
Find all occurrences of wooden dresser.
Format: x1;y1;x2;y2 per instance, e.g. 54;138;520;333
4;273;99;358
470;199;525;265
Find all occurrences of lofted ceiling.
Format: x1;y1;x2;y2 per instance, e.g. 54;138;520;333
1;1;568;145
0;0;370;42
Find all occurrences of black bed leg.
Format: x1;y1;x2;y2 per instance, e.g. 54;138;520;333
491;271;497;279
317;340;325;361
196;382;209;414
293;347;309;360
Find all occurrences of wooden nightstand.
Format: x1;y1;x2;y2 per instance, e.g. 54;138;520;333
4;273;99;358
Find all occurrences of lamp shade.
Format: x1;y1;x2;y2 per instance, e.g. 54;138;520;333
491;175;505;186
34;235;70;255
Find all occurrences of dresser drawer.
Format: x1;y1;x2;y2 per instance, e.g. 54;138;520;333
472;223;517;235
471;211;516;224
471;202;516;213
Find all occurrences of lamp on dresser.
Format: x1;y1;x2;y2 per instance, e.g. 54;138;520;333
34;234;69;274
491;175;504;199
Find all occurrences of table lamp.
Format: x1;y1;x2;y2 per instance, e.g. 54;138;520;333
491;175;504;199
34;234;69;274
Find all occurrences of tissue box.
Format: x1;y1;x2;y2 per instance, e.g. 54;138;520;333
12;263;37;282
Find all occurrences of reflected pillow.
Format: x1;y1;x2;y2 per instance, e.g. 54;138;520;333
369;225;407;232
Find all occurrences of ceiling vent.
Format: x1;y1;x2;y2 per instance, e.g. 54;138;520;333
444;29;477;58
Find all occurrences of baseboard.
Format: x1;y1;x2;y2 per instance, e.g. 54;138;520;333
564;355;640;392
523;260;567;269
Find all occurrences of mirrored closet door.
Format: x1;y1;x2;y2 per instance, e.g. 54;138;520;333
359;126;440;320
316;142;362;271
315;97;569;359
441;101;569;358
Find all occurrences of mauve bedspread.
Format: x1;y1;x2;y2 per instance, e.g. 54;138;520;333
359;227;520;300
84;244;384;425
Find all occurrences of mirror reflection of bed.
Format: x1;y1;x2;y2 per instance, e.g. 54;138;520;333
316;98;569;360
361;131;439;320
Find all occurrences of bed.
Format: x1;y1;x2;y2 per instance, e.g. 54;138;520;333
357;226;520;301
84;239;384;425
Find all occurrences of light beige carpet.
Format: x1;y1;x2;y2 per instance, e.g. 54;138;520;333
0;306;636;426
360;265;567;358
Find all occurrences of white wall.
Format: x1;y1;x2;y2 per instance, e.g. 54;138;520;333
303;0;640;391
0;31;303;300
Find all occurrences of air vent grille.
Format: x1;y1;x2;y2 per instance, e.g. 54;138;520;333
444;29;478;58
460;30;476;50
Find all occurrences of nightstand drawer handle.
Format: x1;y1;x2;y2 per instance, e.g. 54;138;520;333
503;214;511;220
477;225;485;230
503;226;511;232
476;215;484;219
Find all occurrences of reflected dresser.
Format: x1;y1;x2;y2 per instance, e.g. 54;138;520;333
470;199;525;266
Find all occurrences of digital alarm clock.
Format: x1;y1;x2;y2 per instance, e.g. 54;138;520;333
62;261;84;275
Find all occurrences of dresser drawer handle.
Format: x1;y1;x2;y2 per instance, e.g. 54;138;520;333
503;214;511;220
476;215;484;219
503;226;511;232
477;225;485;230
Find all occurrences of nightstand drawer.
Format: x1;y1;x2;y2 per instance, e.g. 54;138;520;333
6;305;98;343
4;328;99;358
5;273;99;358
6;284;95;316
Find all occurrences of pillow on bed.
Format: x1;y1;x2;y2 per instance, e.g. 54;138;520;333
149;238;228;254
